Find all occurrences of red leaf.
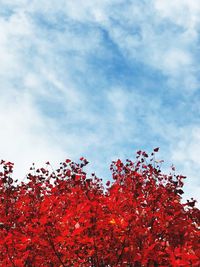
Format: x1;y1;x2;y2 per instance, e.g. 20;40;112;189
106;181;110;186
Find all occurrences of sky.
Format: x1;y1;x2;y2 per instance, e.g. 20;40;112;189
0;0;200;206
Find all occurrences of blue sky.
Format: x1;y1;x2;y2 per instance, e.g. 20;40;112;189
0;0;200;205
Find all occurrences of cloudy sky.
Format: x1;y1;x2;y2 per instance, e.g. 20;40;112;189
0;0;200;205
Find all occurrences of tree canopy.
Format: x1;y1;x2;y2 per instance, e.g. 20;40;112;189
0;149;199;266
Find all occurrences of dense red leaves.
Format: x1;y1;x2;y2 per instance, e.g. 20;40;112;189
0;151;199;266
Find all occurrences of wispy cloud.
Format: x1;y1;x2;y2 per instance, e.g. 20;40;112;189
0;0;200;205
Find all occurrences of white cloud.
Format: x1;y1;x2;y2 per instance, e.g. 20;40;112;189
154;0;200;30
172;126;200;166
107;88;129;123
0;93;67;179
169;126;200;206
1;0;200;91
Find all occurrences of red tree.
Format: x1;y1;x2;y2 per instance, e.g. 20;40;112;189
0;150;199;266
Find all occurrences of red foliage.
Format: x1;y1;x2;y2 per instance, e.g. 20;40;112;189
0;150;199;266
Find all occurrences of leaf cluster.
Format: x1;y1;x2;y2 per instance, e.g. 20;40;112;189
0;151;199;266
